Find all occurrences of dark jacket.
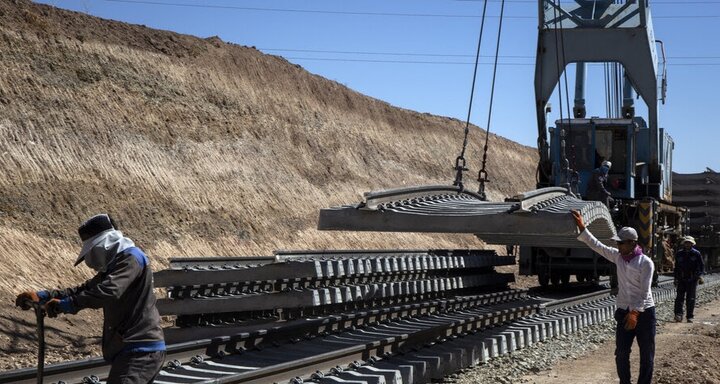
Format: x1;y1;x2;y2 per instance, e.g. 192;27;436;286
586;167;611;206
46;247;165;361
674;247;704;282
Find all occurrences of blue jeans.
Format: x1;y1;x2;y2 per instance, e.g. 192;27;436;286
614;307;655;384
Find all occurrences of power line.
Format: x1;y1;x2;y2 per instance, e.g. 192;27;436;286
457;0;720;3
102;0;720;19
286;57;530;65
102;0;529;18
285;57;720;66
262;48;534;58
264;48;720;60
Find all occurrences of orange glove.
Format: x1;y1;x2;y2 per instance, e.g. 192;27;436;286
15;291;40;310
624;310;639;331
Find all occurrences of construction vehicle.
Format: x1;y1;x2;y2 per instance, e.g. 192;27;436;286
519;0;688;286
318;0;706;287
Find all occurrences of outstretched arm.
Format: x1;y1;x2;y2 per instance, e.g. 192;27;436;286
571;210;620;264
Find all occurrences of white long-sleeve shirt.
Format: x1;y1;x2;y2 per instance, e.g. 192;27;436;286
577;229;655;312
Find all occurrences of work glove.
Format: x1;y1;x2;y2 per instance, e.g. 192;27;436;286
624;310;640;331
15;291;40;310
570;210;586;232
699;277;705;285
44;298;73;318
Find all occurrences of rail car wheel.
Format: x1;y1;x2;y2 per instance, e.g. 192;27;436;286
561;273;570;285
538;272;550;287
551;273;561;286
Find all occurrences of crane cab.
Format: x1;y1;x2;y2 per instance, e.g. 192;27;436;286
549;117;674;202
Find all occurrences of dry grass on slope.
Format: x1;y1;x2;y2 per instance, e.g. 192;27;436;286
0;0;537;367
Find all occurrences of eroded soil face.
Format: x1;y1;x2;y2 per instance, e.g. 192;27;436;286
1;0;538;369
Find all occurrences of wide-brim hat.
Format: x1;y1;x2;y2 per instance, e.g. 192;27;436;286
682;236;696;245
74;230;115;266
74;214;115;266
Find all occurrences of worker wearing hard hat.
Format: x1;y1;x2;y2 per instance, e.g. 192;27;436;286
586;160;614;207
571;210;655;384
15;214;166;384
673;235;705;323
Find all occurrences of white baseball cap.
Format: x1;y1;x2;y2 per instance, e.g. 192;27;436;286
611;227;638;242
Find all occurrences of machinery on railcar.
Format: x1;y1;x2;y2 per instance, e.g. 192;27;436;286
519;0;688;286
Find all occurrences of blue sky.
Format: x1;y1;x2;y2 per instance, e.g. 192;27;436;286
35;0;720;173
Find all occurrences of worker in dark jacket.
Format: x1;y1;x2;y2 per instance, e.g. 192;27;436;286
15;214;166;384
586;160;614;207
673;235;704;323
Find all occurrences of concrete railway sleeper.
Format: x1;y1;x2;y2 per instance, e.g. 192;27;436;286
3;276;716;383
293;276;718;384
155;250;515;326
0;289;534;384
157;250;512;291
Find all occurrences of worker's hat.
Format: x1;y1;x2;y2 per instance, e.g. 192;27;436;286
611;227;638;242
601;160;612;169
682;235;696;245
74;214;116;266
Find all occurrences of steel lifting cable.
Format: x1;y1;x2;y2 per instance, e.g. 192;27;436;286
476;0;506;200
453;0;490;191
554;0;577;190
616;63;623;117
555;0;578;189
604;63;611;117
550;1;571;188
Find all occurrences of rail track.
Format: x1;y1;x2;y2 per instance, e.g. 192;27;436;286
1;250;716;384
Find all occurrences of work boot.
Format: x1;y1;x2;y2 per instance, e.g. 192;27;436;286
687;318;693;323
674;314;683;322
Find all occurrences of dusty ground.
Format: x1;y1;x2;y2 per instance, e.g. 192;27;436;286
1;0;538;370
522;297;720;384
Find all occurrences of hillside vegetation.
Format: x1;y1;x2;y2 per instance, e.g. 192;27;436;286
0;0;536;367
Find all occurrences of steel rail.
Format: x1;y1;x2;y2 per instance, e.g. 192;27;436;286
0;290;529;384
6;275;714;384
157;301;540;384
299;276;720;383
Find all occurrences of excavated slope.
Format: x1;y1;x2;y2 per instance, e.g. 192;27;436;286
0;0;537;367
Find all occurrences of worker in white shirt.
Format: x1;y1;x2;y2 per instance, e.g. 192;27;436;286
571;210;655;384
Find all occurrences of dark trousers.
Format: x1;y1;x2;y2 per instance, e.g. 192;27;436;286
614;307;655;384
107;350;166;384
674;279;698;319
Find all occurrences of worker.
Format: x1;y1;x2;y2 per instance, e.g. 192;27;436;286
15;214;166;384
571;210;655;384
586;160;614;207
673;235;704;323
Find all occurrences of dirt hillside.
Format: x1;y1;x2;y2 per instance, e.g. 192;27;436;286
0;0;537;368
